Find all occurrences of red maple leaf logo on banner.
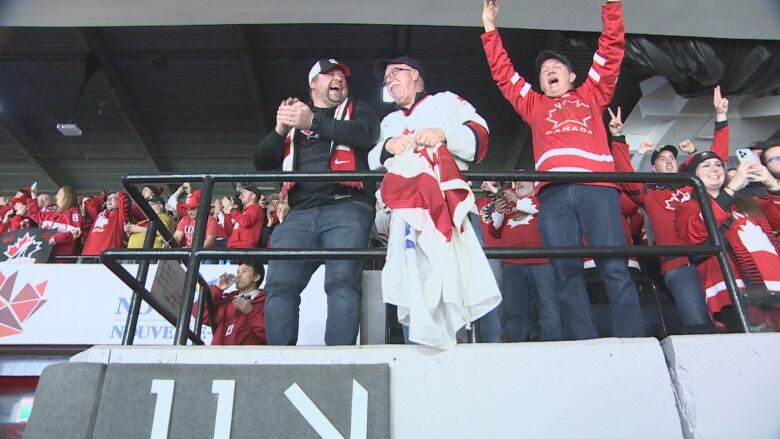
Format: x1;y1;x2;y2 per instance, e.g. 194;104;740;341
545;99;592;130
0;271;47;337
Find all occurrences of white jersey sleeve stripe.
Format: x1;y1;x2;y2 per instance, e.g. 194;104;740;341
588;67;601;83
510;72;520;85
519;82;532;98
593;52;606;66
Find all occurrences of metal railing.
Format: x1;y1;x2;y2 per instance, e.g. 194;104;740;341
99;170;748;345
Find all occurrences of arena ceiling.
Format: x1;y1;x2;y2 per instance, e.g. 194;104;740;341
0;23;659;196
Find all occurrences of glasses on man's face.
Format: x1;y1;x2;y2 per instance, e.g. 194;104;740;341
383;67;412;85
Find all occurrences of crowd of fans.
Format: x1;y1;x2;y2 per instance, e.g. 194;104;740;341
0;182;291;259
2;1;780;346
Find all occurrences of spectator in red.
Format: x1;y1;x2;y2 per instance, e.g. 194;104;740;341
202;260;267;345
223;184;266;249
488;179;563;341
167;182;195;219
37;193;54;213
211;198;229;249
173;190;218;248
27;185;83;258
81;192;131;256
608;92;728;334
0;195;37;234
676;152;780;330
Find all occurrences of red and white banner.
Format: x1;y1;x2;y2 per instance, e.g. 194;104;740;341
0;263;327;346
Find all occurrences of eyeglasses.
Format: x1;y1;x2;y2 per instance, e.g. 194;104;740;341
383;67;412;85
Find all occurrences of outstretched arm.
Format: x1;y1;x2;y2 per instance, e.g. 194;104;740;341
482;0;499;32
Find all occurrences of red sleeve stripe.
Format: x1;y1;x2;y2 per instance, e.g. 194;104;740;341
465;121;489;164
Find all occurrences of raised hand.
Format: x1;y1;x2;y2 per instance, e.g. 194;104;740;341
217;273;235;290
481;181;500;194
713;85;728;122
277;100;314;131
638;139;656;155
607;107;623;136
727;161;757;192
274;98;298;135
482;0;500;32
678;139;696;154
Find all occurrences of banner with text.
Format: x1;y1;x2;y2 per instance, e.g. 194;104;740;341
0;263;327;345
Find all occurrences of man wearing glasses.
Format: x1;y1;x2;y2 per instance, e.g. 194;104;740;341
368;56;489;171
761;137;780;180
369;56;500;348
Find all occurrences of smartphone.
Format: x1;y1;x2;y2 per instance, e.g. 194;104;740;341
736;148;755;164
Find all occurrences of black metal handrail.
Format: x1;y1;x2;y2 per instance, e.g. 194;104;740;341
100;170;747;345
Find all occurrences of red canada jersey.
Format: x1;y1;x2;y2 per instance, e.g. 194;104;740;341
482;2;624;189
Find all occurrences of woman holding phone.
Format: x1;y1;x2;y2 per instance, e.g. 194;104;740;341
675;151;780;331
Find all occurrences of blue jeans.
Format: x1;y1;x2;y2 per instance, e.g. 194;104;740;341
469;212;502;343
664;264;713;333
502;262;562;341
264;200;374;345
537;184;646;339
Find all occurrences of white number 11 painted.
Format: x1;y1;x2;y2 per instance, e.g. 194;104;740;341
149;379;236;439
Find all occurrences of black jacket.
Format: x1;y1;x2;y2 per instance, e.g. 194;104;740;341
254;99;379;210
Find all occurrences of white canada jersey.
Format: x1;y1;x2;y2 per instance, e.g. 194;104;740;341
368;91;489;171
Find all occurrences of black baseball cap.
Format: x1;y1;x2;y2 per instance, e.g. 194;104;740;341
650;145;678;164
681;150;722;173
308;58;351;83
148;195;165;205
374;56;425;81
535;50;574;74
240;184;263;198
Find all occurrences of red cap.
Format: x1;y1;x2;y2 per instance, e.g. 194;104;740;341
184;190;202;210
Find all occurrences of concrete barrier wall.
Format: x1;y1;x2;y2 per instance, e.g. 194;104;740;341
662;334;780;439
74;338;684;438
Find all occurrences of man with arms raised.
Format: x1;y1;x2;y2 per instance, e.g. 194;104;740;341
482;0;646;338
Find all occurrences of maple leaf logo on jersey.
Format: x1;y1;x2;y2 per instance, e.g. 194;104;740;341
507;197;539;228
0;271;47;337
92;212;110;232
545;99;592;130
664;190;691;211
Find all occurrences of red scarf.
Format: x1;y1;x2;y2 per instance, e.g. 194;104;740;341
281;98;362;195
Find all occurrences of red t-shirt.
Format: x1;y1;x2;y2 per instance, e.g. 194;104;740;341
176;215;220;248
